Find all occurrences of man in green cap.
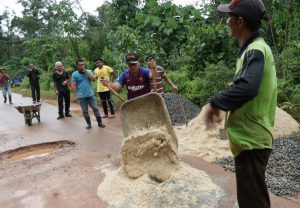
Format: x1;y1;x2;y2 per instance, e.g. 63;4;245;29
204;0;277;207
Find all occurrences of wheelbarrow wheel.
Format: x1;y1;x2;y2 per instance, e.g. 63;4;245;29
25;119;32;126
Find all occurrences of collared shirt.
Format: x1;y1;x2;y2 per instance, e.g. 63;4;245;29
53;71;70;93
71;69;94;98
27;69;40;84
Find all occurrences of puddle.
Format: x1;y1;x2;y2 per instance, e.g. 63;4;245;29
0;140;75;162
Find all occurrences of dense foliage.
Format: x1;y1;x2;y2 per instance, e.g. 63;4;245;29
0;0;299;121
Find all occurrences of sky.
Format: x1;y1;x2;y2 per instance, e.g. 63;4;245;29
0;0;202;17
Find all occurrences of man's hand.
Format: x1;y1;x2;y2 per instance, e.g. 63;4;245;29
203;104;220;130
81;68;87;74
55;90;59;95
72;94;78;103
172;85;178;93
100;77;109;87
226;82;235;89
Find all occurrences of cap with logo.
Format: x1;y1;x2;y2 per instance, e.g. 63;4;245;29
217;0;267;22
125;53;139;64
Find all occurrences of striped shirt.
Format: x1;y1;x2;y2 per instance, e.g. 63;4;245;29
150;66;166;95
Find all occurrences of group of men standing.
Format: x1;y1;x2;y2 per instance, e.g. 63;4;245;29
0;64;41;105
52;54;177;129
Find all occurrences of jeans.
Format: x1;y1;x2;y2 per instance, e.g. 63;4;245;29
2;84;11;96
78;95;101;119
30;82;40;102
57;91;70;116
98;91;115;115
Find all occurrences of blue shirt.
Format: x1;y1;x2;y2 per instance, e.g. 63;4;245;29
117;67;151;99
71;69;94;98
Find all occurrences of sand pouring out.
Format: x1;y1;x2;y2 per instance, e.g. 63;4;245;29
121;127;179;182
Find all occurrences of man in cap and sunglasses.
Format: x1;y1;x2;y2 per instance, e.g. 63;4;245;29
203;1;277;207
101;53;151;100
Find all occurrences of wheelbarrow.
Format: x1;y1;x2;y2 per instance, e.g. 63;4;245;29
120;93;178;147
15;102;42;126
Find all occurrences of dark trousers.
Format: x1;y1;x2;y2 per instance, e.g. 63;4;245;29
30;82;40;102
98;91;115;115
57;91;70;116
235;149;272;208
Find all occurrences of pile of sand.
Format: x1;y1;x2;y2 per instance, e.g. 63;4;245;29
175;105;300;162
273;107;299;138
97;162;225;208
98;125;225;207
121;127;178;182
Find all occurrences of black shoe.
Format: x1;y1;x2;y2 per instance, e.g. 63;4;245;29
65;113;72;117
84;116;92;129
4;98;7;103
57;115;64;120
96;116;105;128
8;95;12;104
98;122;105;128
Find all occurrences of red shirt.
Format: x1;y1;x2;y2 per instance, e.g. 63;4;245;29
0;74;9;86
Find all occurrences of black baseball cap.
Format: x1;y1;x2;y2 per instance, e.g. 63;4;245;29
125;53;139;64
217;0;267;22
146;55;155;62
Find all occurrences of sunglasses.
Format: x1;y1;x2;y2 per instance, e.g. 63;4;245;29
128;63;138;66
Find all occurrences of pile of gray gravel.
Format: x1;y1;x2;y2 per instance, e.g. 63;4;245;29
163;93;201;125
215;136;300;197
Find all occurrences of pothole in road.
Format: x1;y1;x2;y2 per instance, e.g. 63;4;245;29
0;140;75;162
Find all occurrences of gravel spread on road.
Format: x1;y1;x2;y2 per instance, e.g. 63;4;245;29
215;136;300;197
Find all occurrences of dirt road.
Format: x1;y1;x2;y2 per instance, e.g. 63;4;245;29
0;94;299;208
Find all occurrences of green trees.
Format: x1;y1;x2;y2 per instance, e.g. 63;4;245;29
0;0;299;120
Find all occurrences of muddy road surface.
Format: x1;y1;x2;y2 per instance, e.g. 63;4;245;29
0;94;299;208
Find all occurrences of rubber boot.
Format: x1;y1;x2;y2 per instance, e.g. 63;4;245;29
84;116;92;129
96;116;105;128
3;95;7;103
8;94;12;104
